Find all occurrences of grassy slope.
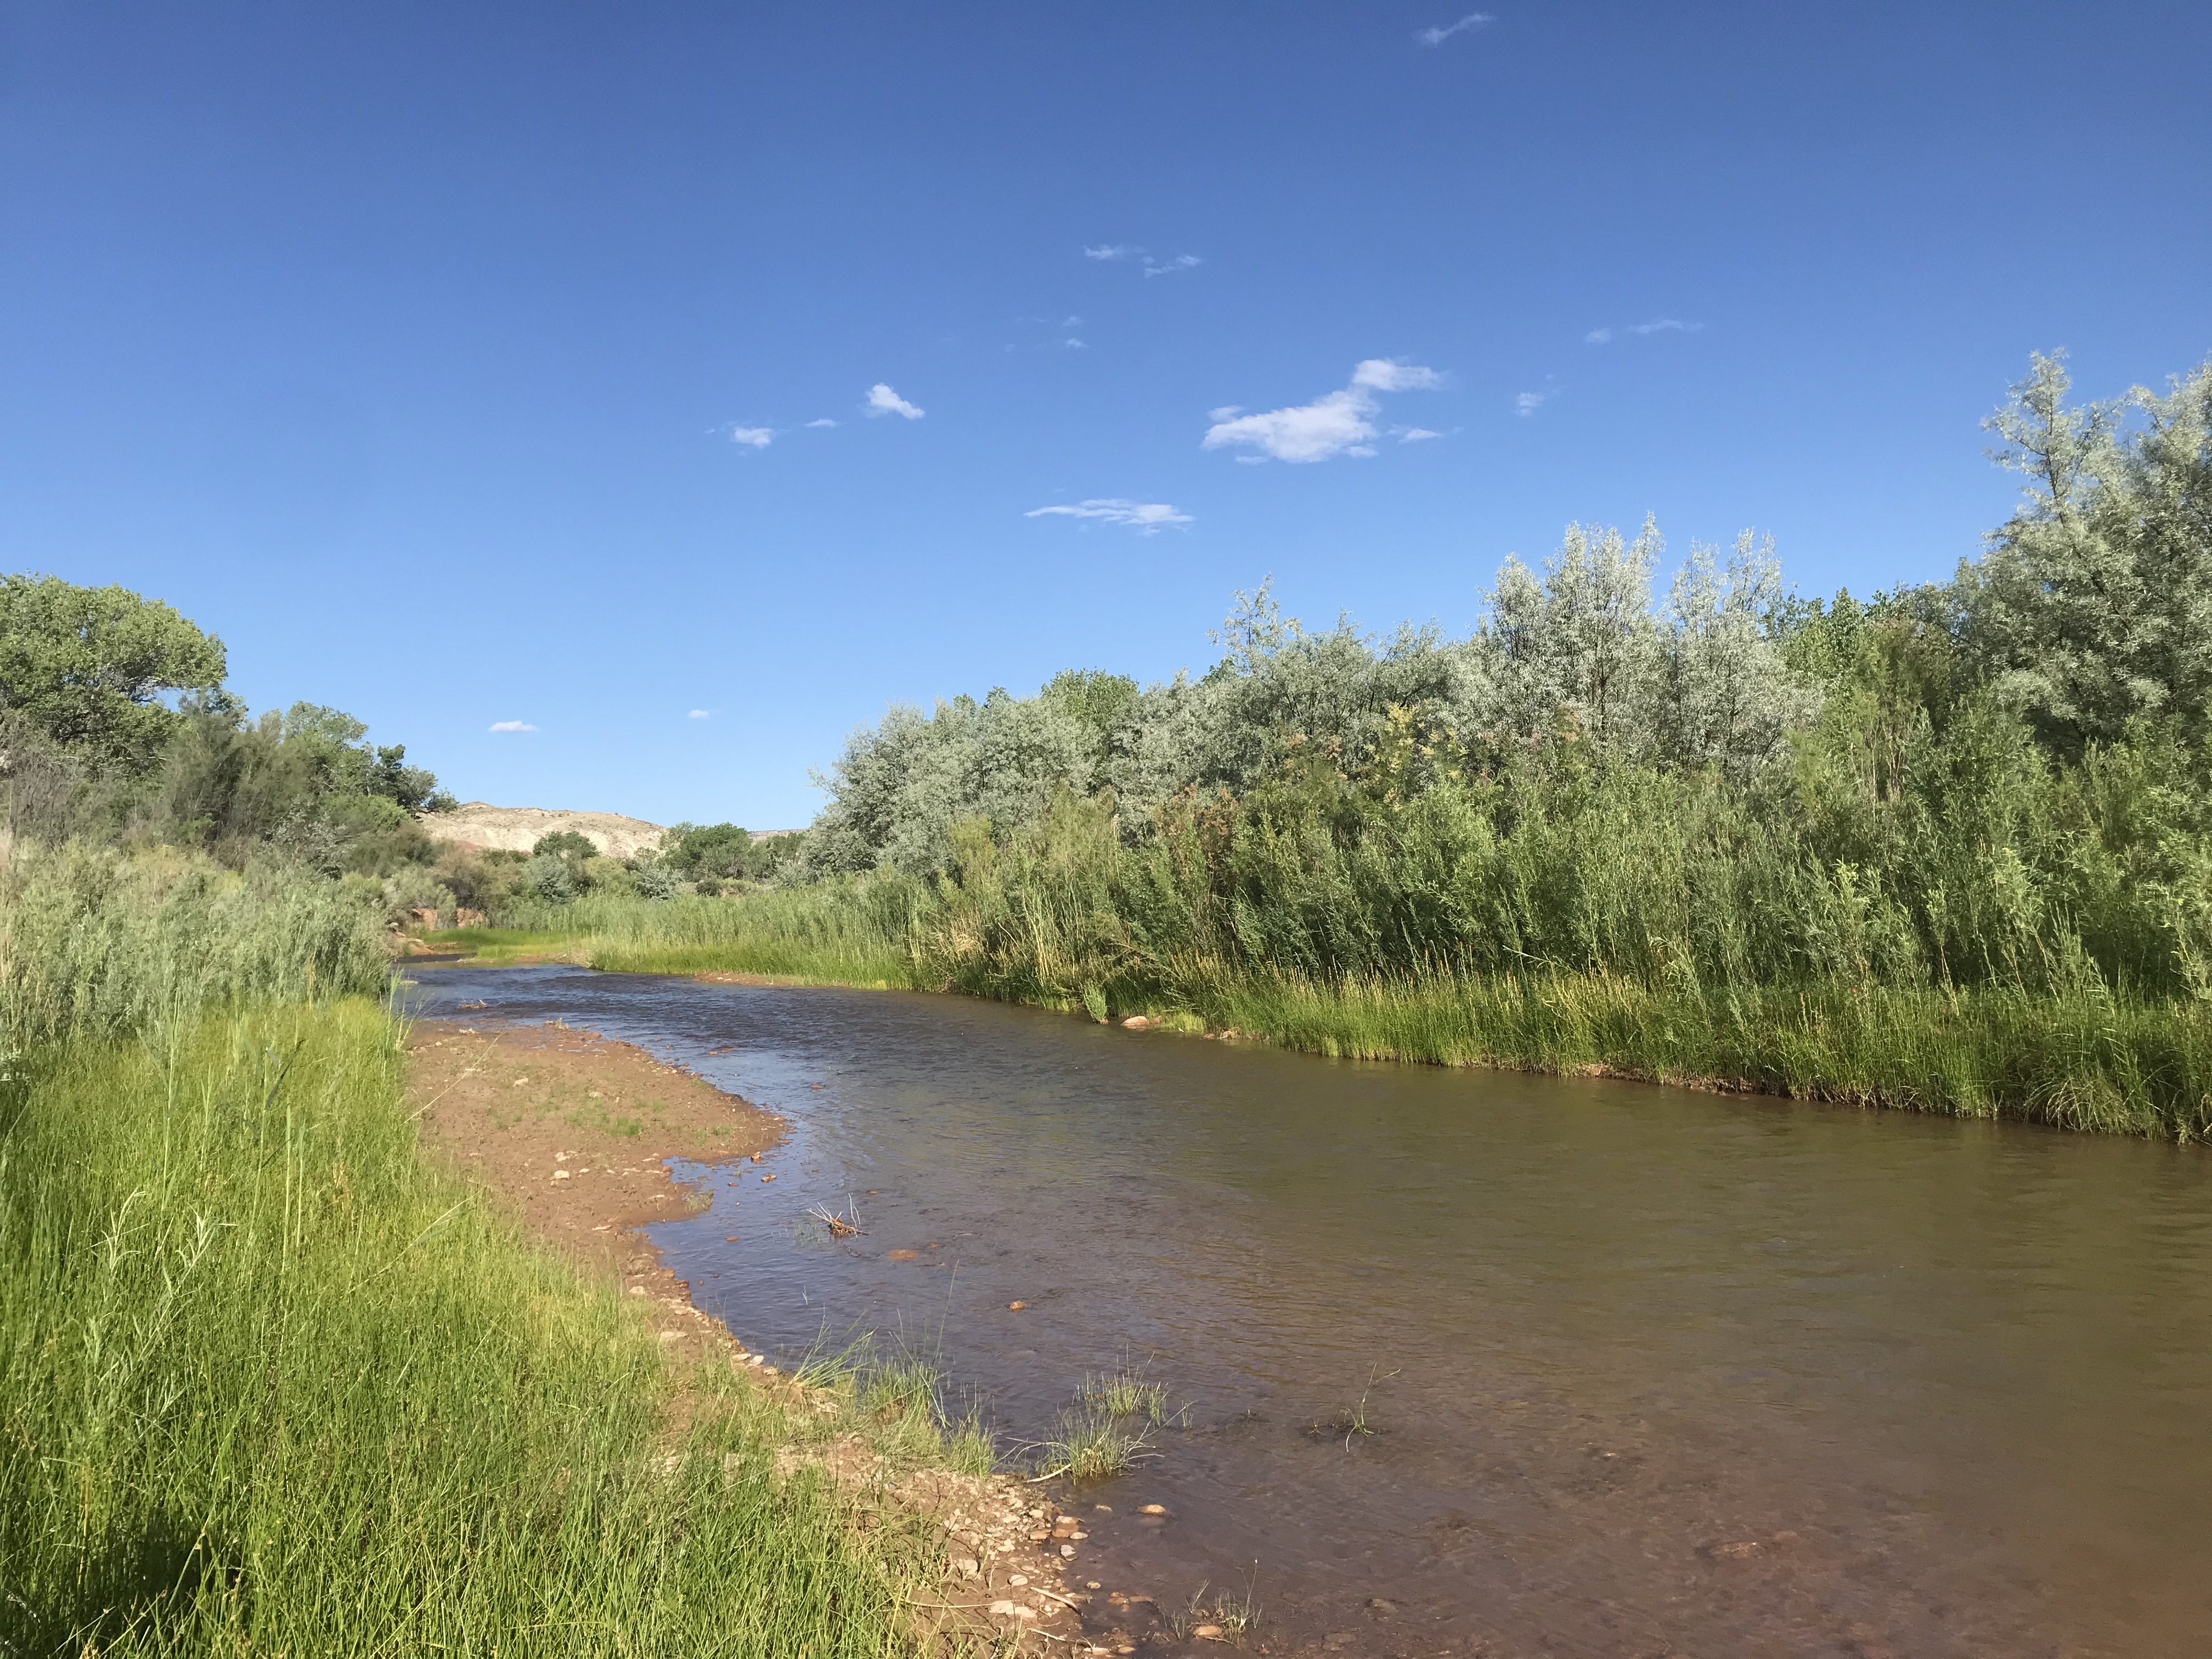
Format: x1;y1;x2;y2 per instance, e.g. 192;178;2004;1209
0;998;933;1656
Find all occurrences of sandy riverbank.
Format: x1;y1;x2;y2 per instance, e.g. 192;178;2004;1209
404;1016;1172;1655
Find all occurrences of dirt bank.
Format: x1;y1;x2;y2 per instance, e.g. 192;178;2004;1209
408;1019;776;1319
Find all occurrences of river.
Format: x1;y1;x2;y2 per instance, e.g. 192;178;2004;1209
404;964;2212;1657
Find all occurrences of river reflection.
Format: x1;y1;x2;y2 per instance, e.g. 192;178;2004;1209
404;965;2211;1657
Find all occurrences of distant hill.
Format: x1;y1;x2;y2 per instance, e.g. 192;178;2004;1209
426;803;667;860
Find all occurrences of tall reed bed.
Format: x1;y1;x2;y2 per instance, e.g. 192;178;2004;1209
0;842;387;1053
0;850;936;1655
493;883;923;988
1192;971;2212;1138
487;825;2212;1139
0;1002;919;1655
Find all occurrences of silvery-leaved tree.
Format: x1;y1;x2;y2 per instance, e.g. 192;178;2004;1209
1971;351;2212;753
1658;531;1818;781
1462;518;1669;759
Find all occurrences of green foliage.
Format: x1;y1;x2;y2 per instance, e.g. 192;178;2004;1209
634;859;682;900
521;850;579;904
532;828;600;861
0;1000;928;1656
0;574;226;771
1969;352;2212;752
659;822;807;887
1040;668;1140;762
662;821;752;879
0;573;453;872
0;843;387;1056
152;698;444;874
1035;1406;1148;1481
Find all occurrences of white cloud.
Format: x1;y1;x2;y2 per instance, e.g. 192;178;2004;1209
1352;358;1444;392
1086;244;1201;277
1026;498;1193;534
1586;318;1703;344
1514;391;1550;417
1416;12;1493;46
1208;405;1244;422
688;709;710;719
489;720;537;733
1203;359;1443;464
806;417;838;428
1205;389;1378;463
864;383;926;420
1065;337;1087;349
730;426;774;448
1398;427;1444;443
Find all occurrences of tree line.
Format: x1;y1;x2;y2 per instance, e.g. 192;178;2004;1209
789;352;2212;1004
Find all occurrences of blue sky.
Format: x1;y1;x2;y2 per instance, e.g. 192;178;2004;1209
5;2;2208;829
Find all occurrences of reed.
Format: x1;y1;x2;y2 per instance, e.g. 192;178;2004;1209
0;840;387;1053
1034;1408;1149;1482
1079;1365;1168;1424
475;884;921;989
462;877;2212;1141
0;849;950;1655
0;1001;940;1656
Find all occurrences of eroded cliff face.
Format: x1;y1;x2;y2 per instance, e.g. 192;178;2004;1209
427;801;667;859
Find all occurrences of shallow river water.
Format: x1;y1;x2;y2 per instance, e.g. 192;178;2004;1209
405;966;2211;1658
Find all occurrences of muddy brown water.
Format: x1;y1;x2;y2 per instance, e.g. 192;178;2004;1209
403;965;2212;1657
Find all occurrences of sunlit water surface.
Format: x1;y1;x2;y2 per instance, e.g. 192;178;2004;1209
405;966;2212;1657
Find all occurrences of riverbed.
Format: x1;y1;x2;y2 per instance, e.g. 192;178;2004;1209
404;964;2211;1657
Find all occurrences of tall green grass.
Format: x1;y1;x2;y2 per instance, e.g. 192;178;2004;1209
0;848;964;1655
479;883;921;988
0;1001;926;1656
0;842;387;1053
1194;970;2212;1137
471;853;2212;1141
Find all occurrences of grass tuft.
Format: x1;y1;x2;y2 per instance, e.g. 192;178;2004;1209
1079;1364;1168;1424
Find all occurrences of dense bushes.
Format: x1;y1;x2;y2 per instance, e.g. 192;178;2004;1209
782;354;2212;1006
0;573;460;938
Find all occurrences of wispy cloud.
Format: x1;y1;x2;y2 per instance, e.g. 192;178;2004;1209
864;383;926;420
1352;358;1444;391
1514;390;1551;416
1398;427;1444;443
489;720;537;733
729;426;774;448
1585;317;1703;345
1026;499;1193;533
1203;359;1444;464
805;417;838;428
1085;244;1203;277
1416;12;1493;46
688;709;710;719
